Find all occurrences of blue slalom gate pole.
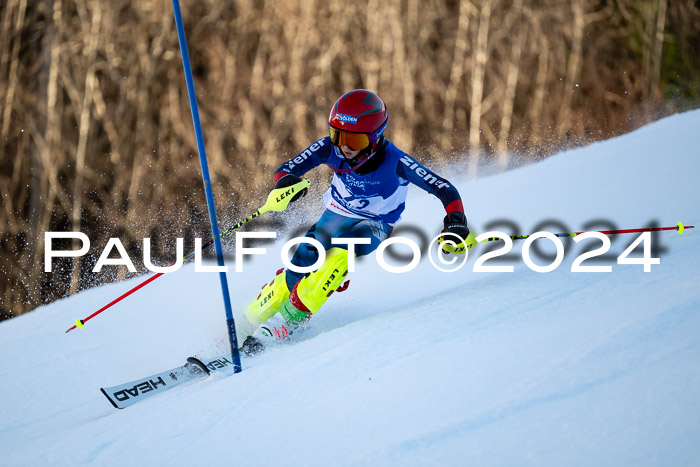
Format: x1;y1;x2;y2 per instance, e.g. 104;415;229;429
172;0;241;373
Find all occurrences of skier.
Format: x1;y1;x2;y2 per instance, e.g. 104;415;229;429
241;89;469;355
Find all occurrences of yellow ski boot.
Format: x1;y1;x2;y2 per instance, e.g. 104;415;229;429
243;248;352;354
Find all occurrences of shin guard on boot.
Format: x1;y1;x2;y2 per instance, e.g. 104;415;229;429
244;269;291;328
293;247;352;314
247;248;352;351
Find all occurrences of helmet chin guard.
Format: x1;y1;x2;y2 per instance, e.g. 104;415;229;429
329;144;379;174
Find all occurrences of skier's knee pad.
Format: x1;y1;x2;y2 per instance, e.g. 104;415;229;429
294;247;351;314
245;269;290;328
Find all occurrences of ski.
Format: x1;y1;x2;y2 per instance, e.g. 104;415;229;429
100;354;237;409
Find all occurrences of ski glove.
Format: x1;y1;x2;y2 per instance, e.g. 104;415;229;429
442;212;470;242
273;173;307;203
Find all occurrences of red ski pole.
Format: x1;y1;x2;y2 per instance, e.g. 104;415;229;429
65;179;310;333
480;222;695;243
441;222;694;254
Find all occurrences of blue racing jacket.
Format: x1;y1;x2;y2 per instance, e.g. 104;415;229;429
274;137;464;225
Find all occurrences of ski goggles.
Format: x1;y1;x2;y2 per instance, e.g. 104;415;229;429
328;126;371;151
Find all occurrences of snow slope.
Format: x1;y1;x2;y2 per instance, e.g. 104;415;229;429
1;110;699;466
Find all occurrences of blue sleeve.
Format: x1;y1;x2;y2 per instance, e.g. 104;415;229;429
274;137;332;180
396;154;464;215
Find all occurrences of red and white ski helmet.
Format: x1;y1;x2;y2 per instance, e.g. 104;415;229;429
328;89;388;154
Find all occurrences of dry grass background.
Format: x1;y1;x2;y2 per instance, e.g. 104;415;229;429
1;0;699;320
